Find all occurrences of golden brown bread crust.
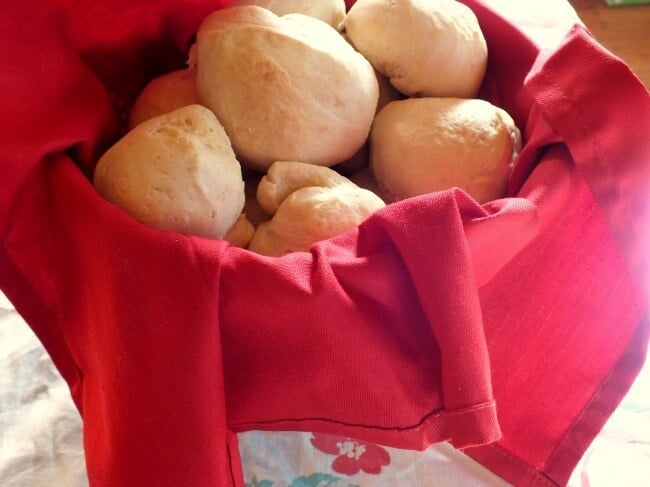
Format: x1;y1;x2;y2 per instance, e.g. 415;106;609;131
94;105;245;239
243;173;273;228
256;161;355;214
349;166;389;202
333;68;403;176
224;213;256;247
248;185;385;256
248;161;385;256
370;98;521;203
345;0;488;98
128;69;198;129
195;6;378;170
231;0;346;31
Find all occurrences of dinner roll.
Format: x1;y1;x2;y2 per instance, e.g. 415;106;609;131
257;161;354;214
345;0;488;98
231;0;346;31
370;98;521;203
94;105;245;238
196;6;378;170
128;69;198;129
248;185;385;256
248;161;384;255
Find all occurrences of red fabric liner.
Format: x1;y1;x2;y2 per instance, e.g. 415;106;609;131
0;1;648;486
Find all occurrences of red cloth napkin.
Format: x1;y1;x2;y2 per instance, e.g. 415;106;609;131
0;1;648;486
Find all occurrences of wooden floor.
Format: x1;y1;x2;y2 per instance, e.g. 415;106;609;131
570;0;649;87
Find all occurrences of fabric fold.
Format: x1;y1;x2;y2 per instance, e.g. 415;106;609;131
218;189;540;450
445;401;500;450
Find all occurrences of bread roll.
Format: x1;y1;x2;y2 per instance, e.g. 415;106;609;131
196;6;378;170
377;70;403;112
128;69;198;129
248;185;385;256
248;161;384;255
370;98;521;203
231;0;346;31
345;0;488;98
257;161;354;214
94;105;245;239
187;44;198;69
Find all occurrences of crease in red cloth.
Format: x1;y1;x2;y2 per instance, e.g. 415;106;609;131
217;189;538;450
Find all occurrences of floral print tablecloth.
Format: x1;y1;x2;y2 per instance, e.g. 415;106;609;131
239;431;506;487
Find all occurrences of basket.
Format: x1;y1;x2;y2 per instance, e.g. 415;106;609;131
0;0;648;485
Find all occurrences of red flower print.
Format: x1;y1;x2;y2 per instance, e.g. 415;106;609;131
310;433;391;476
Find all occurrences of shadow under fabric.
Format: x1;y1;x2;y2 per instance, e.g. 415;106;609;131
0;1;648;486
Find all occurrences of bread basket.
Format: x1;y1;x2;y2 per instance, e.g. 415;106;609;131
0;1;648;485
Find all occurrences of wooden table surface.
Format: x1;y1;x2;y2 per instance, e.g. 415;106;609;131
570;0;650;87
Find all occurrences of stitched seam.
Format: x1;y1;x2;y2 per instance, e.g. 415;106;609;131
533;46;647;478
231;399;499;432
230;405;447;432
537;57;645;272
445;400;496;417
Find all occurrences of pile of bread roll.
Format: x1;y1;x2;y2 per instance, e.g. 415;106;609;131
94;0;521;256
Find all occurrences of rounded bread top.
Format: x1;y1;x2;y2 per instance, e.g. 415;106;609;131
196;6;379;170
345;0;488;98
230;0;347;31
370;97;520;203
94;105;245;239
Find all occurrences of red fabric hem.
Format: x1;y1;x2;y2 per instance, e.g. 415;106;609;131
467;313;649;486
230;413;448;452
465;25;650;486
541;314;649;485
525;25;650;288
1;4;647;486
446;400;501;449
227;431;245;487
0;249;83;411
230;400;500;451
467;444;557;487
